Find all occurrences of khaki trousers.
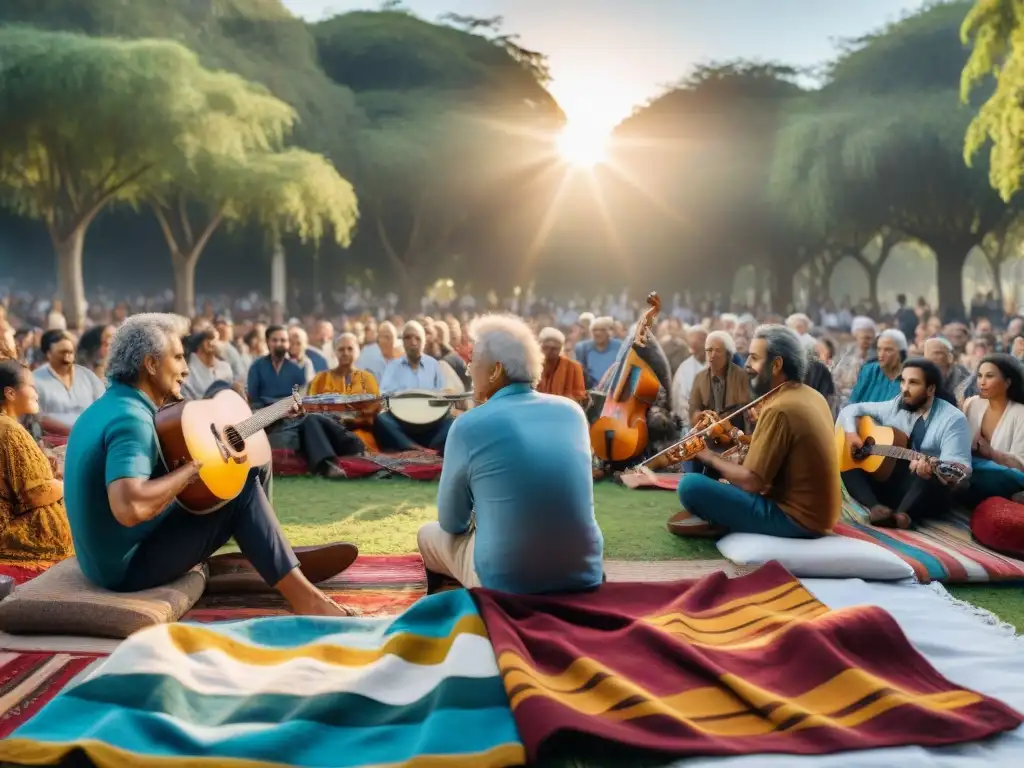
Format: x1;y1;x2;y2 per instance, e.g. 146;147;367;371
416;521;480;588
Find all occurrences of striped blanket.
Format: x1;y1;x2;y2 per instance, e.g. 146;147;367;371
472;561;1023;762
836;486;1024;583
0;590;525;768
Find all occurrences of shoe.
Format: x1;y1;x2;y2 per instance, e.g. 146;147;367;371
207;542;359;592
667;509;726;538
320;462;347;480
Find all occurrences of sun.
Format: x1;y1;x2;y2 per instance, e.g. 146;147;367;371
557;122;610;168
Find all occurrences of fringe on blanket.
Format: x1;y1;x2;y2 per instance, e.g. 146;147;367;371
926;582;1024;643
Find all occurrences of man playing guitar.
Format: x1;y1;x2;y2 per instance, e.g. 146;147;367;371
837;357;972;529
62;314;359;615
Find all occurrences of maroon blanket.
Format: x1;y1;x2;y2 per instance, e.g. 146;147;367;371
471;562;1022;761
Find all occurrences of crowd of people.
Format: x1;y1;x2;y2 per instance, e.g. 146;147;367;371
1;284;1024;609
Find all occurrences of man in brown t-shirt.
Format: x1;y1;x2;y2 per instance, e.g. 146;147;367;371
670;325;841;538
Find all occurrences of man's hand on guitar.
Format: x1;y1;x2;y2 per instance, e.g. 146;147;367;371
846;432;863;451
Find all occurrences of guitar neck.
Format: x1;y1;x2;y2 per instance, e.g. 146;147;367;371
234;393;380;439
868;445;923;463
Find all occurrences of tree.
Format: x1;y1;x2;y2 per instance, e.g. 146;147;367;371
149;148;359;316
0;26;294;327
961;0;1024;201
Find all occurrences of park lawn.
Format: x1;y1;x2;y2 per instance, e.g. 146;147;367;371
272;476;1024;632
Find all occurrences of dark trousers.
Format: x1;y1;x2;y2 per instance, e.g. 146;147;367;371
373;412;453;456
115;465;299;592
842;463;951;524
299;414;365;470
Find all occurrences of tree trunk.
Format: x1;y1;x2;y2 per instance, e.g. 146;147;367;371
172;255;198;318
770;256;798;313
867;266;880;313
935;239;974;323
52;226;87;331
991;257;1003;302
271;242;287;325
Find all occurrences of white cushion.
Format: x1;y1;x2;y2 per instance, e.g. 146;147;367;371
716;533;915;581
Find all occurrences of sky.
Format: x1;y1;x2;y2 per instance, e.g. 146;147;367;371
283;0;928;135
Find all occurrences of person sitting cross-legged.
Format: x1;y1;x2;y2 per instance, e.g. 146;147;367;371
63;313;359;615
671;325;840;539
416;314;605;594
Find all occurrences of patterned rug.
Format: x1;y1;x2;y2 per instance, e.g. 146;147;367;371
0;650;107;740
272;448;443;480
184;554;428;622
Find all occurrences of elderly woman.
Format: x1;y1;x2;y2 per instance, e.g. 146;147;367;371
924;336;973;403
832;315;877;406
417;314;604;594
0;360;74;568
62;313;358;614
960;354;1024;504
688;330;749;429
536;326;587;407
33;329;106;436
848;329;907;405
308;332;381;452
574;316;622;389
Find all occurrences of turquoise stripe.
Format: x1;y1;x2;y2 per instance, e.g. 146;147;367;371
63;672;510;729
13;700;522;767
199;591;479;649
848;523;946;579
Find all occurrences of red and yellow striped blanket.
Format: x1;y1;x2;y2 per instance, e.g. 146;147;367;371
471;561;1022;761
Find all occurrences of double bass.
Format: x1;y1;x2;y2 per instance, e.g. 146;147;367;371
589;292;662;470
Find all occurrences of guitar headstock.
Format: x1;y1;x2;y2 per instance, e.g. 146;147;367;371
935;462;968;485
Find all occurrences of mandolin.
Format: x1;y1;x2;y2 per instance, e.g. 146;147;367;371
155;388;381;513
835;415;968;484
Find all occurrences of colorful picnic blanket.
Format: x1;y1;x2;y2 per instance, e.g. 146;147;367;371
472;561;1023;763
272;448;443;480
0;590;525;768
836;485;1024;583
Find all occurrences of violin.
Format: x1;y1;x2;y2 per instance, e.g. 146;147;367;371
589;292;662;466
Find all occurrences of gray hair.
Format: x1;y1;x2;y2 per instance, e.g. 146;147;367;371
377;321;397;339
469;314;544;386
705;330;737;355
288;326;308;345
432;320;451;345
924;336;954;356
538;326;566;345
402;320;425;344
786;313;811;332
878;328;908;352
753;324;807;382
106;313;182;386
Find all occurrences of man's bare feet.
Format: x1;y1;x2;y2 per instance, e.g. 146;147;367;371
891;511;912;529
869;504;894;526
292;593;361;617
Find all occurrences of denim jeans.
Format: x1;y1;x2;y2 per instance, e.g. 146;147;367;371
676;473;817;538
373;412;453;456
959;458;1024;506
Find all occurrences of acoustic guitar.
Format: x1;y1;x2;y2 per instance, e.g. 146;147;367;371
155;388;381;513
834;415;968;484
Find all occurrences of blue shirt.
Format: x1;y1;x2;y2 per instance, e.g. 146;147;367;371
848;361;901;405
247;356;307;407
437;383;604;594
64;384;166;589
575;339;623;388
306;348;329;373
837;395;973;473
381;355;445;392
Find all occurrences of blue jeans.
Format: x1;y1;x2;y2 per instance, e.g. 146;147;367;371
960;458;1024;506
676;473;818;538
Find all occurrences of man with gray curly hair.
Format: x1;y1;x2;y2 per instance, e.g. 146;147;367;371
63;313;357;616
418;314;604;594
670;324;840;540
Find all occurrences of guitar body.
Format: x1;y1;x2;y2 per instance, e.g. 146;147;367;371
834;415;908;481
388;390;452;427
155;389;271;513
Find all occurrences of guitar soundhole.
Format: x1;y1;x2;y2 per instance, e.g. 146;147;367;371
224;426;245;453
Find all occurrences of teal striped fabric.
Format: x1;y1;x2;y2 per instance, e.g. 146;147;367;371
0;590;526;768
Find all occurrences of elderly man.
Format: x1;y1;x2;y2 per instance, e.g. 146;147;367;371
311;320;337;369
33;329;105;436
672;325;840;539
378;320;454;454
924;336;972;402
671;325;709;428
688;330;749;429
417;314;604;594
357;321;401;383
536;326;587;407
63;313;358;614
288;326;323;380
849;329;907;404
574;316;622;389
833;315;877;406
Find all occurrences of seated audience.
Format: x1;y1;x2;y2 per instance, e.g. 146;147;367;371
417;314;604;594
832;316;877;406
924;337;972;402
181;329;234;400
357;321;402;384
574;316;623;390
848;329;906;405
837;358;971;529
427;320;470;389
33;329;106;436
63;314;357;614
0;360;74;567
287;326;319;381
378;321;454;454
673;325;839;539
76;324;114;380
308;332;382;452
671;326;708;428
536;326;587;407
961;353;1024;504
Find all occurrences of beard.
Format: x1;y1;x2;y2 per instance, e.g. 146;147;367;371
898;393;927;412
748;365;774;397
270;348;287;360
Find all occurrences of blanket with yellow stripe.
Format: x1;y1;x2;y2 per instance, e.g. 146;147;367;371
472;561;1023;762
0;589;525;768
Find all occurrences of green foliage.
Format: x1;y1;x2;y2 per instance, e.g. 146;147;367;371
961;0;1024;201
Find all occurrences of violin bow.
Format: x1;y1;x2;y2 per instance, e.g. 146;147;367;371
635;382;786;471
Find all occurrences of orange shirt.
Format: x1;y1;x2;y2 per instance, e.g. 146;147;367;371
538;356;587;406
307;368;380;452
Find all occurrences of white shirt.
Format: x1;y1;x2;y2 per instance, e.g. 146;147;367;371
964;397;1024;463
671;356;708;427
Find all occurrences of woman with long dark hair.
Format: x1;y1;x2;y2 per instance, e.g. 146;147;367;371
0;360;74;567
961;353;1024;503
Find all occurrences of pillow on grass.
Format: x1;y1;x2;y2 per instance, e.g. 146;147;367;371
717;533;915;581
0;557;207;639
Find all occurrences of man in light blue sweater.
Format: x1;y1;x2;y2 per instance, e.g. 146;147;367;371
417;315;605;595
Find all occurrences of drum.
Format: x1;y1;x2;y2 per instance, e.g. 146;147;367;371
387;390;453;427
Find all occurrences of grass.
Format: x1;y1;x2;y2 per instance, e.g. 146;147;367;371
271;477;1024;632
